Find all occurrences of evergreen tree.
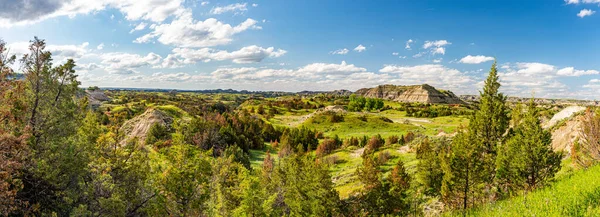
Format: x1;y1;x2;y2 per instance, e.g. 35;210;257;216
470;60;510;184
416;138;444;196
441;130;483;210
441;61;509;211
496;99;563;192
389;160;411;214
147;144;211;216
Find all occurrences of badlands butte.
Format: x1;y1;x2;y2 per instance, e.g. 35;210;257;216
315;84;598;106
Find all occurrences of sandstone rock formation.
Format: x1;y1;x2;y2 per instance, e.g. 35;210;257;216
355;84;464;104
119;109;173;145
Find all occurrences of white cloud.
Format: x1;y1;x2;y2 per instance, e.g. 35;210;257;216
252;3;258;7
210;3;248;14
392;52;399;56
158;54;186;69
398;56;406;59
577;9;595;18
100;52;162;74
297;61;367;75
331;48;349;55
566;0;600;4
97;43;104;50
9;41;90;63
423;40;451;55
149;72;192;82
129;22;147;33
0;0;187;27
172;45;286;64
433;58;442;63
134;13;260;47
353;44;366;52
515;62;556;75
201;1;210;6
459;55;494;64
379;64;473;91
556;67;599;76
405;39;413;50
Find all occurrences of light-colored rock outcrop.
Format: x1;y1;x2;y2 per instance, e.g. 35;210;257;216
550;115;583;155
355;84;464;104
119;109;173;145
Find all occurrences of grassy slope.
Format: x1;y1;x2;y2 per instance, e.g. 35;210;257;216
447;164;600;217
301;112;419;138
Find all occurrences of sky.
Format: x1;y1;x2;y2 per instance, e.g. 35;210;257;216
1;0;600;99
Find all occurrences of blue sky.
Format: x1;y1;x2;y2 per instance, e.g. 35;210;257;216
1;0;599;99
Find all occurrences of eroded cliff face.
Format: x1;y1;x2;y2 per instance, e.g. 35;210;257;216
355;84;464;104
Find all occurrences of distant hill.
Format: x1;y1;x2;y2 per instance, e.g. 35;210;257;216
460;95;600;106
355;84;464;104
297;89;353;96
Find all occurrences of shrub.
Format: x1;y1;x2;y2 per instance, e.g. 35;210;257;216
379;116;393;123
358;114;368;122
324;111;344;123
366;134;385;152
404;132;415;144
377;151;391;165
316;138;338;157
386;135;399;145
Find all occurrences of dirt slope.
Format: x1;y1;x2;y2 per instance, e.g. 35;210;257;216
119;108;173;144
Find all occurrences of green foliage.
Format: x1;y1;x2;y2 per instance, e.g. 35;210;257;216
145;122;170;145
440;61;510;211
351;153;412;215
347;94;384;112
448;164;600;216
279;126;319;153
150;144;211;216
496;100;563;195
416;138;445;196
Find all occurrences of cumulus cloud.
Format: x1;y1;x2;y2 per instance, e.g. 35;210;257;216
208;61;387;90
379;64;473;91
100;52;162;74
134;12;261;47
405;39;413;50
97;43;104;50
459;55;494;64
0;0;186;27
353;44;366;52
330;48;349;55
149;72;192;82
577;9;595;18
201;1;210;6
8;41;90;63
210;3;248;14
496;62;600;98
392;52;399;56
423;40;451;55
556;67;599;76
172;45;286;64
129;22;147;33
566;0;600;4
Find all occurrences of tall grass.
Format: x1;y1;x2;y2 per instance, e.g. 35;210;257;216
448;164;600;216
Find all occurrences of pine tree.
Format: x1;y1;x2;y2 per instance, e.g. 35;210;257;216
389;160;411;214
416;138;444;196
441;61;509;210
441;130;483;210
470;60;509;184
497;99;563;192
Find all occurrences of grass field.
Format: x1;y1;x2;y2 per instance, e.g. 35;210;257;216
446;164;600;217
